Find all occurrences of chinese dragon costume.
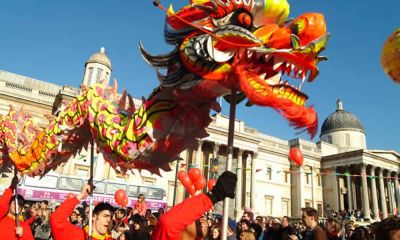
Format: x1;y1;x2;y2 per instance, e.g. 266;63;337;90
0;0;329;176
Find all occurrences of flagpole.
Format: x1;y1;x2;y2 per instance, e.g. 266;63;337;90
172;158;182;206
221;89;236;240
88;140;95;240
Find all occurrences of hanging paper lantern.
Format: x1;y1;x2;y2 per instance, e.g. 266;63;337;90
289;147;304;166
114;189;127;205
381;28;400;84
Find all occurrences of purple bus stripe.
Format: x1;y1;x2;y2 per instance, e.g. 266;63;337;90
17;187;167;210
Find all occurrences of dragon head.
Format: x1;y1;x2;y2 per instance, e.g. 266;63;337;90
141;0;329;138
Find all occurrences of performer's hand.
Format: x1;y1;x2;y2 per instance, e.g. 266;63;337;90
289;234;299;240
206;171;237;204
15;227;23;237
10;176;19;190
77;184;92;200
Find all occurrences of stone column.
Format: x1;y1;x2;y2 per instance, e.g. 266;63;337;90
94;153;105;180
194;140;203;166
379;168;388;219
346;165;353;211
250;152;258;211
387;177;394;213
235;149;245;219
360;164;371;220
331;167;340;212
389;174;397;213
394;172;400;212
370;165;379;221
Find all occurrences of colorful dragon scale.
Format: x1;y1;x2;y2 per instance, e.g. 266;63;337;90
0;81;218;176
0;0;329;176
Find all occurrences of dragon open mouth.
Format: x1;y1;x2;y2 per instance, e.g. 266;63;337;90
236;48;312;106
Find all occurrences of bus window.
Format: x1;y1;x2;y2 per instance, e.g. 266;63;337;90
128;185;139;197
24;175;58;189
138;186;148;198
148;188;163;200
106;183;127;195
59;177;83;192
93;181;105;194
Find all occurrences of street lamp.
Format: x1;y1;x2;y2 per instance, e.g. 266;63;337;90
172;157;183;206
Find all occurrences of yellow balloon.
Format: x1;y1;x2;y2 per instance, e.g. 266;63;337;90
381;28;400;84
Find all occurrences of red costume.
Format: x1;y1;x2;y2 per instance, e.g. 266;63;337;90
0;188;34;240
50;197;113;240
134;201;148;216
151;193;213;240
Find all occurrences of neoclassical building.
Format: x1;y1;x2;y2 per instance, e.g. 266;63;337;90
0;48;399;221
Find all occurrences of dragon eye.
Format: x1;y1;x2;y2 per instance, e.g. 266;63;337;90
237;12;252;28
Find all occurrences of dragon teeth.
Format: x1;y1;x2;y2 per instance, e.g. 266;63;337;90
273;59;284;71
259;73;266;79
265;71;281;85
264;54;271;62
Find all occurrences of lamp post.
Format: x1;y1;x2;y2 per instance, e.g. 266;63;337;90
172;158;182;206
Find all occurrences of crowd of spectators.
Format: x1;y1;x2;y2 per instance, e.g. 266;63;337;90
15;200;400;240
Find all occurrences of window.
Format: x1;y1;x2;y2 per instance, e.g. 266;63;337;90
138;186;148;198
58;177;83;191
128;185;139;197
93;181;106;194
265;196;273;216
105;72;109;81
317;174;321;186
24;175;58;189
96;68;103;82
327;135;332;144
282;199;290;216
305;172;310;185
284;171;290;183
76;168;88;177
305;201;311;208
345;134;350;146
143;177;155;185
127;185;148;198
87;67;93;84
266;167;272;180
106;183;126;195
148;188;163;200
317;203;323;217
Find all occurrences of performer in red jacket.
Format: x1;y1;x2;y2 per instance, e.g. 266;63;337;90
151;171;237;240
50;184;114;240
0;176;34;240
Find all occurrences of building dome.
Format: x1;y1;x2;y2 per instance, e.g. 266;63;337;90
86;47;112;70
320;100;365;136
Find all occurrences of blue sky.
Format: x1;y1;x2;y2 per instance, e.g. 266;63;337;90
1;0;399;152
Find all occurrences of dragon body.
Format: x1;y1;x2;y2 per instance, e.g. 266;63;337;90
0;0;329;176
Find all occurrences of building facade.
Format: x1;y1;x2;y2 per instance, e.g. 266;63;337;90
0;49;399;221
